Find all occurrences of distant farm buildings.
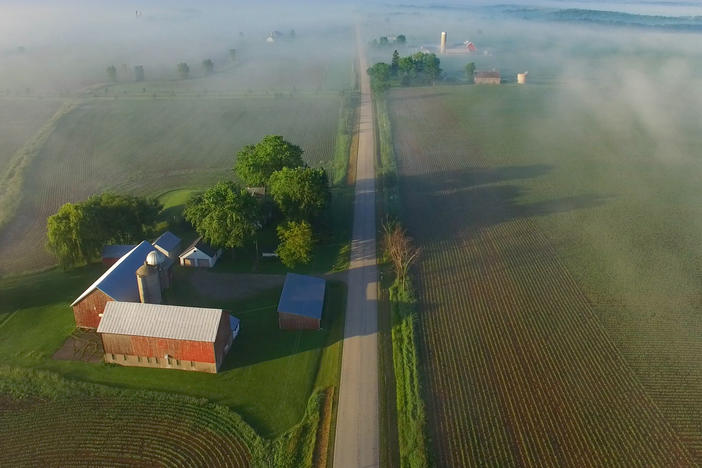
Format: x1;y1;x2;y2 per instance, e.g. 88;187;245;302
475;71;501;84
179;237;222;268
517;72;528;84
278;273;326;330
98;302;238;373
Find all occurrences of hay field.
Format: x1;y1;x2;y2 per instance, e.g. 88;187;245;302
0;95;340;275
388;84;702;465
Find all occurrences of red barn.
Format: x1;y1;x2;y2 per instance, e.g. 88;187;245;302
97;302;239;373
71;241;154;328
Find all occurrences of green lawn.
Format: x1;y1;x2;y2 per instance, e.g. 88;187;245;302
0;264;345;438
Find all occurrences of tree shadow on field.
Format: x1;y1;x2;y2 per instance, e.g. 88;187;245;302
398;165;609;243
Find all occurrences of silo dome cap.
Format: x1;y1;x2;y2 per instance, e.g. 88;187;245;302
146;250;166;266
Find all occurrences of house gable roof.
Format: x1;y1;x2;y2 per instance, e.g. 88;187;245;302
71;241;154;307
180;236;218;259
153;231;181;252
277;273;326;320
98;301;226;342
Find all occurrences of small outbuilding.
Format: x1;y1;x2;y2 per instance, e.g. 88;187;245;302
179;237;222;268
475;70;501;84
97;302;238;373
277;273;326;330
72;241;155;328
101;244;136;266
152;231;182;260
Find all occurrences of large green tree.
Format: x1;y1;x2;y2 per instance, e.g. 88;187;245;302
177;62;190;79
202;59;214;74
234;135;304;187
276;220;313;268
465;62;476;83
367;62;391;93
269;167;330;221
184;181;260;249
106;65;117;81
46;193;161;268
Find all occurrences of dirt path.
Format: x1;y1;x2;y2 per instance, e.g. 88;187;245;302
332;26;380;468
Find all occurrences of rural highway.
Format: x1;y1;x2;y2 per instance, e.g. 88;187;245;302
333;27;380;468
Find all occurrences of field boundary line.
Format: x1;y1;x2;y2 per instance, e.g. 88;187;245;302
0;100;78;235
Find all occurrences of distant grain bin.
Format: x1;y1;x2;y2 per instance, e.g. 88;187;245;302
475;70;501;85
517;72;528;84
136;252;164;304
440;32;447;54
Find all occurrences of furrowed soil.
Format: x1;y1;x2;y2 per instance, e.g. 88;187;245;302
388;85;702;466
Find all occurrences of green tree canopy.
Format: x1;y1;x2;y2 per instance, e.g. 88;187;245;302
465;62;476;83
134;65;145;82
46;193;161;268
396;34;407;44
106;65;117;81
234;135;305;187
391;50;400;76
367;62;391;93
202;59;214;74
184;181;261;249
276;220;313;268
228;49;236;61
177;62;190;79
269;167;330;221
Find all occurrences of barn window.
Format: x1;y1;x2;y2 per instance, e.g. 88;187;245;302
190;361;195;367
123;354;127;361
111;353;115;360
176;359;181;366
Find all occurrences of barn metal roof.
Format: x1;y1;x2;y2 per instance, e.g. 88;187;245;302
277;273;326;320
153;231;181;252
97;302;225;342
102;244;137;259
71;241;153;306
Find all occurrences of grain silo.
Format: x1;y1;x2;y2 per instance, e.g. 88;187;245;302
440;32;447;54
517;72;528;84
136;251;164;304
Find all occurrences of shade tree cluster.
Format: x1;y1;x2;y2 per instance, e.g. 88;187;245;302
46;193;162;268
370;34;407;48
185;136;330;268
368;51;442;92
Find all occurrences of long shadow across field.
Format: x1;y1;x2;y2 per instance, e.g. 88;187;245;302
398;165;609;243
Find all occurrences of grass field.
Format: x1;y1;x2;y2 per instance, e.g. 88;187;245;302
0;262;345;439
0;95;341;276
388;84;702;465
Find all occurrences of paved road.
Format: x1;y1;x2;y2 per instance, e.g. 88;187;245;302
333;27;380;468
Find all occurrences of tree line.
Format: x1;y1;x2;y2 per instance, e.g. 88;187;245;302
367;50;442;93
105;48;236;82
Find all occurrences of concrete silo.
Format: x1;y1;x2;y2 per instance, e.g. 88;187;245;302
440;32;447;54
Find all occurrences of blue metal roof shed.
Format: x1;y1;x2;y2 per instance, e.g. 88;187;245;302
153;231;181;254
278;273;326;330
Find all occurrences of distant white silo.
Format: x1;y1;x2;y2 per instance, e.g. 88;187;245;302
517;72;528;84
440;32;447;54
137;251;164;304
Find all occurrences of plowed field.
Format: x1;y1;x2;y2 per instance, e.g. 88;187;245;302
389;86;702;466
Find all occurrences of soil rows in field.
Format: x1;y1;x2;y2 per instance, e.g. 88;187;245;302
388;89;695;466
0;96;339;275
0;396;251;467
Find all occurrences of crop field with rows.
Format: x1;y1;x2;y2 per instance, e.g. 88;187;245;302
0;95;340;275
1;396;252;467
388;84;702;465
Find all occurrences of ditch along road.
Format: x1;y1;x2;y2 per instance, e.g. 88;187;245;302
333;27;380;468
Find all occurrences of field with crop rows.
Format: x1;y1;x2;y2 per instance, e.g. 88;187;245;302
388;85;702;465
0;95;339;275
1;396;251;467
0;98;63;174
